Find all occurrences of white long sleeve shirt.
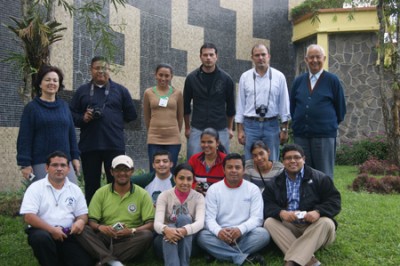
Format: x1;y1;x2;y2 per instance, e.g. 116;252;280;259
235;67;291;123
204;179;264;236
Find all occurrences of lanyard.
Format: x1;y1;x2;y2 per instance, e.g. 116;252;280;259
153;86;173;98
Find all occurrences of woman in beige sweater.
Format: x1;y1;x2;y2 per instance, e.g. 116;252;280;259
143;63;184;172
154;163;205;266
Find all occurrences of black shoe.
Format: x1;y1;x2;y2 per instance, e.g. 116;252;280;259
245;254;266;266
205;253;216;263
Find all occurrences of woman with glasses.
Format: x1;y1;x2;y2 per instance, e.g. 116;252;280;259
17;65;80;183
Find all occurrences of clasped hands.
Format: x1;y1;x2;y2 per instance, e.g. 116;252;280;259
217;227;241;245
163;227;187;245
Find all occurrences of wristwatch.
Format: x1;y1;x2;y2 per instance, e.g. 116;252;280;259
281;128;288;132
131;228;136;235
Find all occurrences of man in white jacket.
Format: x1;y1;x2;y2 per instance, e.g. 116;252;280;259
197;153;270;265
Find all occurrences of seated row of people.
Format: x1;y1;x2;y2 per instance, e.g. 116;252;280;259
20;142;341;266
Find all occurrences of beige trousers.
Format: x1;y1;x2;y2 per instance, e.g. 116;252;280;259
264;217;336;265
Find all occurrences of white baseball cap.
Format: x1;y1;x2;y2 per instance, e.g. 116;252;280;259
112;155;134;169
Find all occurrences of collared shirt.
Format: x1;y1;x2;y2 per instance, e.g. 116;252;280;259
235;67;291;123
309;69;323;90
285;167;304;211
20;175;88;228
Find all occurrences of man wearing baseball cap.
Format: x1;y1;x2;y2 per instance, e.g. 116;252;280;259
76;155;155;266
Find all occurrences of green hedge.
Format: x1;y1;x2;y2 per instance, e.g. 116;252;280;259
291;0;345;21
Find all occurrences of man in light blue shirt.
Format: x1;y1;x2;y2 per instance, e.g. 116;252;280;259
236;44;291;161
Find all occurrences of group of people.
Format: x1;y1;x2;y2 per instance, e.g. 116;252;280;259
20;144;341;266
17;41;346;266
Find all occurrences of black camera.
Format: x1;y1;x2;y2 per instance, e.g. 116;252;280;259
197;182;210;192
87;105;103;119
256;104;268;117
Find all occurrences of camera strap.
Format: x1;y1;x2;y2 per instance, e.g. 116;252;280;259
253;68;272;116
256;165;268;189
89;81;110;110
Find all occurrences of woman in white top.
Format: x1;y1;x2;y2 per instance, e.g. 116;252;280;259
154;163;205;266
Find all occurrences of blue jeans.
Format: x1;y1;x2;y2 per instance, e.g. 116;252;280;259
197;228;270;265
154;215;193;266
243;117;280;161
294;137;336;179
147;144;181;173
187;127;230;159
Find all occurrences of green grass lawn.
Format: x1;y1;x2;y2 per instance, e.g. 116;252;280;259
1;166;399;265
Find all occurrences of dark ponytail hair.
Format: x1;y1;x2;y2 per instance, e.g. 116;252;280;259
200;127;227;154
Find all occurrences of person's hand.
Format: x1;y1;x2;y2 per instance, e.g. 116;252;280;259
280;131;289;144
70;219;85;235
237;131;245;145
279;210;298;223
115;226;133;238
21;166;33;180
83;109;93;123
72;159;81;176
225;227;241;243
185;128;191;139
98;225;117;238
50;226;67;242
228;128;234;139
163;227;184;244
218;228;234;244
304;211;320;223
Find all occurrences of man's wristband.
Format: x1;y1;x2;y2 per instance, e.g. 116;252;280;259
131;228;137;235
281;127;288;132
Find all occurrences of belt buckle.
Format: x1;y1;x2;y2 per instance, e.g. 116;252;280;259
258;117;265;122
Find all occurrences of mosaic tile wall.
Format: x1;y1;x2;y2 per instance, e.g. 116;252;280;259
0;0;292;191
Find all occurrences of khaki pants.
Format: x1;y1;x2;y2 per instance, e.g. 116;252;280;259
264;217;336;265
76;225;153;264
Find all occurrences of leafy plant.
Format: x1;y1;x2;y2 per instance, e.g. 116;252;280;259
291;0;346;22
351;173;400;193
358;157;399;175
336;135;389;165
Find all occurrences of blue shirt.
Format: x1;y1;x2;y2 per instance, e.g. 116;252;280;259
285;167;304;211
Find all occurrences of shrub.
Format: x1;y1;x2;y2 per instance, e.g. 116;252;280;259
291;0;345;21
358;157;399;175
351;174;400;194
336;135;389;165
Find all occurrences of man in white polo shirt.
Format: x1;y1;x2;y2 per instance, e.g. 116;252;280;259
20;151;92;266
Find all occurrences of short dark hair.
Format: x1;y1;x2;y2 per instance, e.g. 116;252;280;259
91;56;109;66
200;42;218;55
34;65;65;95
155;63;174;75
281;144;305;159
251;43;270;56
173;163;194;177
46;151;69;166
152;150;173;162
250;140;270;153
223;153;245;168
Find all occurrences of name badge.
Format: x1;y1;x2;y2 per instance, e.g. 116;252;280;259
159;97;168;107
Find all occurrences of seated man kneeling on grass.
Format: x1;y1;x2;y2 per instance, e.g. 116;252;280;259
76;155;155;266
197;153;270;266
263;144;341;266
20;151;93;266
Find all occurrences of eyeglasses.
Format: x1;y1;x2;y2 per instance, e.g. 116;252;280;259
92;66;110;72
49;163;68;168
283;155;303;161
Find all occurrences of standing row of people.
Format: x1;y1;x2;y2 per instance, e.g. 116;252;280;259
20;145;341;266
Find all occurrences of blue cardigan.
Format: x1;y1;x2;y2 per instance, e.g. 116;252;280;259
290;71;346;138
17;97;80;166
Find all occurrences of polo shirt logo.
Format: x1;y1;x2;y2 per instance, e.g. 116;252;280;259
128;204;137;213
65;197;75;207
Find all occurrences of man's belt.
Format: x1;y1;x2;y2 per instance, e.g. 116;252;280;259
245;116;278;122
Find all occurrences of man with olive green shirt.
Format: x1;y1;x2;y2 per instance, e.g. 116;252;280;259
76;155;154;266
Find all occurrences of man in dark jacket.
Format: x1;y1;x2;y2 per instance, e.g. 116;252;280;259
263;144;341;266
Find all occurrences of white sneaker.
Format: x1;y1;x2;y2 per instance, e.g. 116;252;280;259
107;260;124;266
